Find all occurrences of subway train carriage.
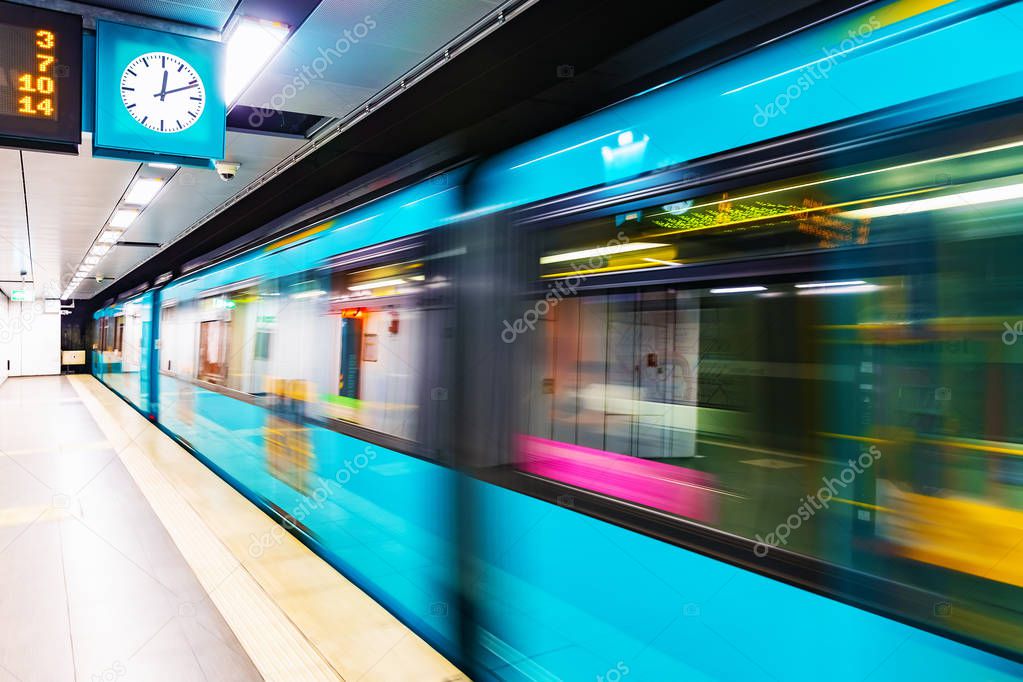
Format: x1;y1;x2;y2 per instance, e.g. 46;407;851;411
93;0;1023;679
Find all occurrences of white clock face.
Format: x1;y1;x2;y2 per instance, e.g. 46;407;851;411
120;52;205;133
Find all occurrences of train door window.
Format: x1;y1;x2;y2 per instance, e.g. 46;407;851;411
322;241;429;443
198;319;228;384
114;316;124;353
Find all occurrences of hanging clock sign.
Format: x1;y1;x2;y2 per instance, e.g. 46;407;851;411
94;21;224;166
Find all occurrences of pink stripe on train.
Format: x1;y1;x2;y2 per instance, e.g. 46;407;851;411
517;435;717;524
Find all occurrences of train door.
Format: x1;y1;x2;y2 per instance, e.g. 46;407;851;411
198;319;228;384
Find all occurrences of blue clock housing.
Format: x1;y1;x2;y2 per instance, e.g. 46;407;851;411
94;20;225;166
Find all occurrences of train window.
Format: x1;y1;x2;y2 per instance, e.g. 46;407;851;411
518;131;1023;624
323;256;428;443
253;329;271;361
539;136;1023;279
114;316;124;353
198;319;229;384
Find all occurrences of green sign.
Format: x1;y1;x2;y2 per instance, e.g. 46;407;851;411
10;289;32;301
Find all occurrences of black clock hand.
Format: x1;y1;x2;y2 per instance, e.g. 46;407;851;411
154;82;199;97
157;70;168;101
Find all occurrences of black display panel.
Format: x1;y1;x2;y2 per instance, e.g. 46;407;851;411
0;1;82;151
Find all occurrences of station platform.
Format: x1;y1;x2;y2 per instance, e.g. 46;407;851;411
0;375;464;682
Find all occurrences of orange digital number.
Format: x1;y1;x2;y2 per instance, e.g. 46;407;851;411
17;75;55;94
36;30;55;49
36;99;54;117
36;54;55;72
18;96;36;114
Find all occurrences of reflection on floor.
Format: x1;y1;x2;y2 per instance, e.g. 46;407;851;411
0;375;260;682
0;375;465;682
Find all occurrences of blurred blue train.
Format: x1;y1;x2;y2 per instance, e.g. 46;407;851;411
93;1;1023;678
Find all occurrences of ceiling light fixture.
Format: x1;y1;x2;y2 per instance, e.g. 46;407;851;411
540;242;670;265
109;209;139;228
797;284;881;295
794;280;867;289
123;177;165;206
98;229;122;244
710;286;767;294
291;289;327;299
225;17;291;104
347;278;406;291
841;182;1023;220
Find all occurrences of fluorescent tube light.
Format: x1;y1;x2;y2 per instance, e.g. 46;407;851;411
540;242;669;265
225;17;291;103
348;279;406;291
109;209;139;228
794;280;867;289
842;182;1023;220
123;178;164;206
710;286;767;294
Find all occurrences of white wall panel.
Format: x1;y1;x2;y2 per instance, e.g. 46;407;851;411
0;291;9;387
3;300;60;377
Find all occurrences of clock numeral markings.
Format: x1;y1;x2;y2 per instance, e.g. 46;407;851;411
122;52;204;133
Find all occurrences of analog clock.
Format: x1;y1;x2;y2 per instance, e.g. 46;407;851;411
120;51;205;133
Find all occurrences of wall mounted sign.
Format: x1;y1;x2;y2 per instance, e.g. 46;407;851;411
0;1;82;152
93;20;224;166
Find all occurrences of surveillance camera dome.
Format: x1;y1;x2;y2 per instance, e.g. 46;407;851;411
214;161;240;182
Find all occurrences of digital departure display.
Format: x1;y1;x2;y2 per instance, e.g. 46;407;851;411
0;2;81;150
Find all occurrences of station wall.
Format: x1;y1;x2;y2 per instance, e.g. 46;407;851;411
0;296;60;377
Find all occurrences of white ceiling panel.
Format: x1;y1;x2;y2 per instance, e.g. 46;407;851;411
79;130;305;299
121;131;305;247
21;136;139;299
0;148;31;297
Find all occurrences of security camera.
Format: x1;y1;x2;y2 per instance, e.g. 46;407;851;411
214;161;240;182
95;275;104;284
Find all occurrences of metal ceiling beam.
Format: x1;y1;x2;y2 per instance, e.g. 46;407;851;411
7;0;221;38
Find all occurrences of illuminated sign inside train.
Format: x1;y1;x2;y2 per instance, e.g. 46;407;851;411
0;2;82;150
